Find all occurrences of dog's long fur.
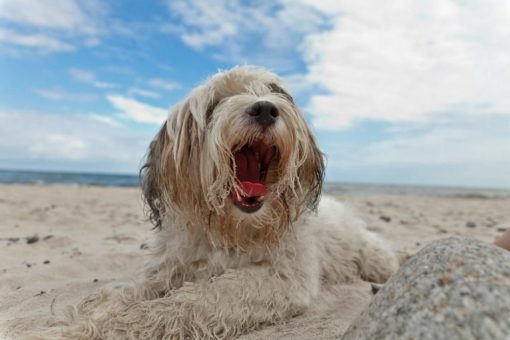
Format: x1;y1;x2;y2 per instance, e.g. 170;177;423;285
39;66;398;339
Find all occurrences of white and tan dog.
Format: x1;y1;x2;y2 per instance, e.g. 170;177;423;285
44;66;398;339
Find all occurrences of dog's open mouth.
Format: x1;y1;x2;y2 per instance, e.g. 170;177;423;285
232;140;277;213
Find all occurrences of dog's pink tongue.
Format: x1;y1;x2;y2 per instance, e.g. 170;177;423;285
234;146;267;197
239;181;267;197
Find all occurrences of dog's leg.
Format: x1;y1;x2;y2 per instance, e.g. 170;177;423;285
99;265;317;339
315;196;399;285
48;262;316;339
355;228;399;283
43;235;319;339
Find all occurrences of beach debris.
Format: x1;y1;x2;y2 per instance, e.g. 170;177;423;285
342;237;510;340
380;215;391;223
35;291;45;297
105;234;136;243
93;278;99;283
485;217;497;228
465;221;477;228
42;235;54;240
497;227;507;233
140;243;149;250
43;260;50;264
26;235;39;244
0;237;20;246
69;248;82;258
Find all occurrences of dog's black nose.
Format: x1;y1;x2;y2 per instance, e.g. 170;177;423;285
246;101;278;127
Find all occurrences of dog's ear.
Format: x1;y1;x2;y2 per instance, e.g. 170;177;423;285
298;125;325;212
140;87;213;228
140;122;170;229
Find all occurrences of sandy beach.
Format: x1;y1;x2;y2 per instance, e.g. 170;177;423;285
1;184;509;339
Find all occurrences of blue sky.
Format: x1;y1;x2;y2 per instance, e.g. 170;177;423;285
1;0;509;188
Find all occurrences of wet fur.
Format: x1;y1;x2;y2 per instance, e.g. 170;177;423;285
34;66;398;339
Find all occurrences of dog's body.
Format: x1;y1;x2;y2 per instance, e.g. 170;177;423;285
42;66;398;339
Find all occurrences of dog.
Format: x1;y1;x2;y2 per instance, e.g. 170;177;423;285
42;66;398;339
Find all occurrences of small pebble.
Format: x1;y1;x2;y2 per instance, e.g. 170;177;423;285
43;260;50;264
380;216;391;223
93;278;99;283
466;221;477;228
43;235;54;240
140;243;149;250
497;228;507;232
26;235;39;244
35;291;45;296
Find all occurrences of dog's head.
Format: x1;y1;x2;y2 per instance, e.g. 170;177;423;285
141;66;324;249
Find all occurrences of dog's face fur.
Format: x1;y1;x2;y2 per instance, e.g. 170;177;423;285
141;66;324;250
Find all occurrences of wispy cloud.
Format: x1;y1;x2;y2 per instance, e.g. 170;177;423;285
69;68;117;89
326;115;510;187
0;109;153;172
0;0;105;53
297;0;510;129
35;88;97;101
89;114;122;127
0;0;103;33
0;28;74;52
147;78;181;91
107;95;168;124
127;87;161;99
29;134;89;161
164;0;327;70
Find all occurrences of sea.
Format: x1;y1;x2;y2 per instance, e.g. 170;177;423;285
1;169;509;199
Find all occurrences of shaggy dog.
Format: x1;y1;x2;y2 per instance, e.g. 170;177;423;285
42;66;398;339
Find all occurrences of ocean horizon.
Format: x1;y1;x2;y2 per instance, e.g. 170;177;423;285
1;169;509;199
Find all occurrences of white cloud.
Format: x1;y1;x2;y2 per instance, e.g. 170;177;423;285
89;114;122;127
0;109;154;173
0;0;101;33
69;68;117;89
164;0;326;69
324;115;510;187
0;0;105;53
29;134;88;160
0;28;74;52
128;87;161;99
107;95;168;124
147;78;181;91
296;0;510;129
35;88;96;101
355;127;510;166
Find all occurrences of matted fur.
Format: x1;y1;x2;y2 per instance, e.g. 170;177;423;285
35;66;398;339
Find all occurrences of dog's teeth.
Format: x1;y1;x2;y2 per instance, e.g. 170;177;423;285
257;196;265;202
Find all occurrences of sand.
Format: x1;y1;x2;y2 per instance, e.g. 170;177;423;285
1;184;509;339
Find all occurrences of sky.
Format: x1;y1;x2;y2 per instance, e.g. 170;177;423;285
1;0;509;188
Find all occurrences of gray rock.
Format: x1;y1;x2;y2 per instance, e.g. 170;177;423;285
342;237;510;340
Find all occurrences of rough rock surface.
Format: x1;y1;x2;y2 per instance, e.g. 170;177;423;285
342;237;510;340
